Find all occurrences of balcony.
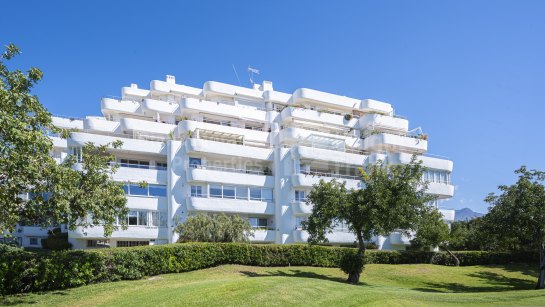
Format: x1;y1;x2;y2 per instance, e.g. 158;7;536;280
291;88;361;111
121;87;150;98
150;80;202;96
439;208;455;222
363;133;427;154
291;201;313;216
120;118;176;136
185;138;273;161
360;99;393;114
52;116;84;130
427;182;455;198
69;132;167;155
280;127;361;146
110;162;167;185
83;117;120;133
292;172;362;190
359;114;408;134
178;120;270;146
101;97;141;114
181;98;267;122
387;152;453;172
291;144;367;165
187;197;274;215
69;225;169;240
293;230;356;244
142;98;179;114
203;81;263;99
187;165;274;187
281;107;357;128
251;229;276;243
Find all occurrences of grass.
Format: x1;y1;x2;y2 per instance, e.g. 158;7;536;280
3;263;545;306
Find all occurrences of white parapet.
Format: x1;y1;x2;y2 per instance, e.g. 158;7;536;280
142;98;179;115
187;167;274;187
291;173;362;190
281;107;358;128
360;99;393;114
291;88;361;110
439;208;455;222
185;139;273;161
101;97;141;114
363;133;427;154
186;197;275;215
251;230;277;243
359;114;408;134
83;117;120;133
293;230;356;244
181;98;267;122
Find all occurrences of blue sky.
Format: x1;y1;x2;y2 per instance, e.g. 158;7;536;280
2;1;544;212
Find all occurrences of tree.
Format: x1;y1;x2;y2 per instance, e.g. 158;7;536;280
483;166;545;289
304;158;434;283
175;213;254;243
0;44;128;238
411;208;460;266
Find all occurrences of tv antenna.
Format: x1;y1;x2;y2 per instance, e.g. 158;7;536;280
248;66;260;85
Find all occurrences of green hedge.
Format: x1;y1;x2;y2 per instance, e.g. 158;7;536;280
0;243;537;295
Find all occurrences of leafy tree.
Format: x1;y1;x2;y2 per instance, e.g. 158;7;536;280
0;44;128;238
411;208;460;266
483;166;545;289
304;159;434;283
175;213;254;243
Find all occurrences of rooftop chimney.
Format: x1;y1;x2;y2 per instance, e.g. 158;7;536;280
166;75;175;84
262;81;273;91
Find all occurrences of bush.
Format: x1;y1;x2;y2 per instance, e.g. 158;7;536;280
0;243;537;295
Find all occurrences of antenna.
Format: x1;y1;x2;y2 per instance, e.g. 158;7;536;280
248;66;260;85
231;64;242;86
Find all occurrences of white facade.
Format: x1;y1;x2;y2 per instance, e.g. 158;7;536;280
20;75;454;250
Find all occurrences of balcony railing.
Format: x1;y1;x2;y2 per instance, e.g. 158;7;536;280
109;162;167;171
299;170;360;181
189;164;272;176
295;140;367;155
190;192;273;202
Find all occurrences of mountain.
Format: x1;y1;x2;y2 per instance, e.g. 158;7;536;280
454;208;484;221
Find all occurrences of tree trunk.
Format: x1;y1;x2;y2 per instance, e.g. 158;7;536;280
536;242;545;290
346;232;366;284
444;247;460;267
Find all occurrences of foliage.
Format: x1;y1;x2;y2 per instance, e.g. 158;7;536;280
0;243;538;295
411;208;460;265
0;44;128;237
304;157;434;283
41;227;72;250
175;213;254;243
483;166;545;289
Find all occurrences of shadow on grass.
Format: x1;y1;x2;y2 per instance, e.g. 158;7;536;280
413;270;536;293
1;290;68;305
239;269;367;286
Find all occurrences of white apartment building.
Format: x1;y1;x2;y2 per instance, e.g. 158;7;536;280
14;75;455;250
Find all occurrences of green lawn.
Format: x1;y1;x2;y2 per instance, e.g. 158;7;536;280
3;263;545;306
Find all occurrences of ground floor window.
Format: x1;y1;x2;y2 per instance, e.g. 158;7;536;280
87;240;110;248
29;237;39;246
116;241;149;247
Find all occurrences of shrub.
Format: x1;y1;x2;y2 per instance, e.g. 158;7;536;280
0;243;537;295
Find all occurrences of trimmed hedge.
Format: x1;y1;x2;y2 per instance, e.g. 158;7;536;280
0;243;537;295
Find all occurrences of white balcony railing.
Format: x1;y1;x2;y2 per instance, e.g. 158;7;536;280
109;162;167;171
299;170;360;181
188;164;272;176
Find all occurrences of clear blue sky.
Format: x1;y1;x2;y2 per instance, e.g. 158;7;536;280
2;0;544;212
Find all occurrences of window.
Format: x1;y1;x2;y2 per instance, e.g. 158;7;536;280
189;157;202;168
223;185;235;199
128;211;138;226
138;211;148;226
148;185;167;197
249;217;268;229
151;211;167;227
120;159;150;169
236;186;248;200
69;146;83;163
87;240;110;248
129;184;147;196
295;190;306;202
29;238;38;246
123;183;167;197
250;188;262;201
262;188;273;201
191;185;203;197
156;162;167;170
116;241;149;247
295;217;308;230
210;184;222;198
